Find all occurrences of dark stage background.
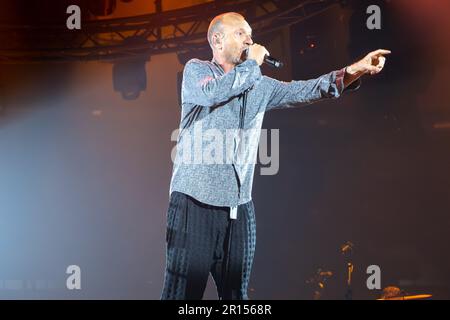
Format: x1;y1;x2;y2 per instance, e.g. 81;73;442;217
1;0;449;299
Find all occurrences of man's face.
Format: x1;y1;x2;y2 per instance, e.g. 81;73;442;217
220;18;253;65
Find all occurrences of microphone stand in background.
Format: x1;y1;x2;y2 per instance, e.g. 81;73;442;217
340;241;354;300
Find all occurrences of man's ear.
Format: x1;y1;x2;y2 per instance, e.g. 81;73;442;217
212;33;223;50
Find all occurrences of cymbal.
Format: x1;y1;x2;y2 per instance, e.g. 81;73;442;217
377;294;432;300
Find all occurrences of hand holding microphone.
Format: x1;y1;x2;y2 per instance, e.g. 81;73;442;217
246;44;284;68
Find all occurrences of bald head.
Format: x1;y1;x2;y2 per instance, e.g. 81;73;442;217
207;12;247;49
207;12;253;67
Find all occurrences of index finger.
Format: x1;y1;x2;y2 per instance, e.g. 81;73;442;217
373;49;392;56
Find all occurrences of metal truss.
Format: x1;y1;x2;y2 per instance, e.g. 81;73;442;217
0;0;340;63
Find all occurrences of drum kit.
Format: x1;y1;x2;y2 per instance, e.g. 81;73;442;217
377;294;432;300
307;241;433;300
377;286;432;300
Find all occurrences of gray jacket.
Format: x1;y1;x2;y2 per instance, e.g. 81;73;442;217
169;57;356;208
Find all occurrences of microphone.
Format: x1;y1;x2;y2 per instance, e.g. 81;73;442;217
264;55;284;68
244;48;284;68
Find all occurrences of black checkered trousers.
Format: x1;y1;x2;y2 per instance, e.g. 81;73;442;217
161;191;256;300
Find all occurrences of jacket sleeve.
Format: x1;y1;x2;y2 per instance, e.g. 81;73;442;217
182;58;263;107
265;68;361;111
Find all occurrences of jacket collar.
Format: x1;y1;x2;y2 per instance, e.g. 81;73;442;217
211;57;225;75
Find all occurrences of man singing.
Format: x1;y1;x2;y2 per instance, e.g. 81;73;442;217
162;12;390;300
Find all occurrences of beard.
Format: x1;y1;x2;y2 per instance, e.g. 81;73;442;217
224;47;247;65
238;49;249;64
